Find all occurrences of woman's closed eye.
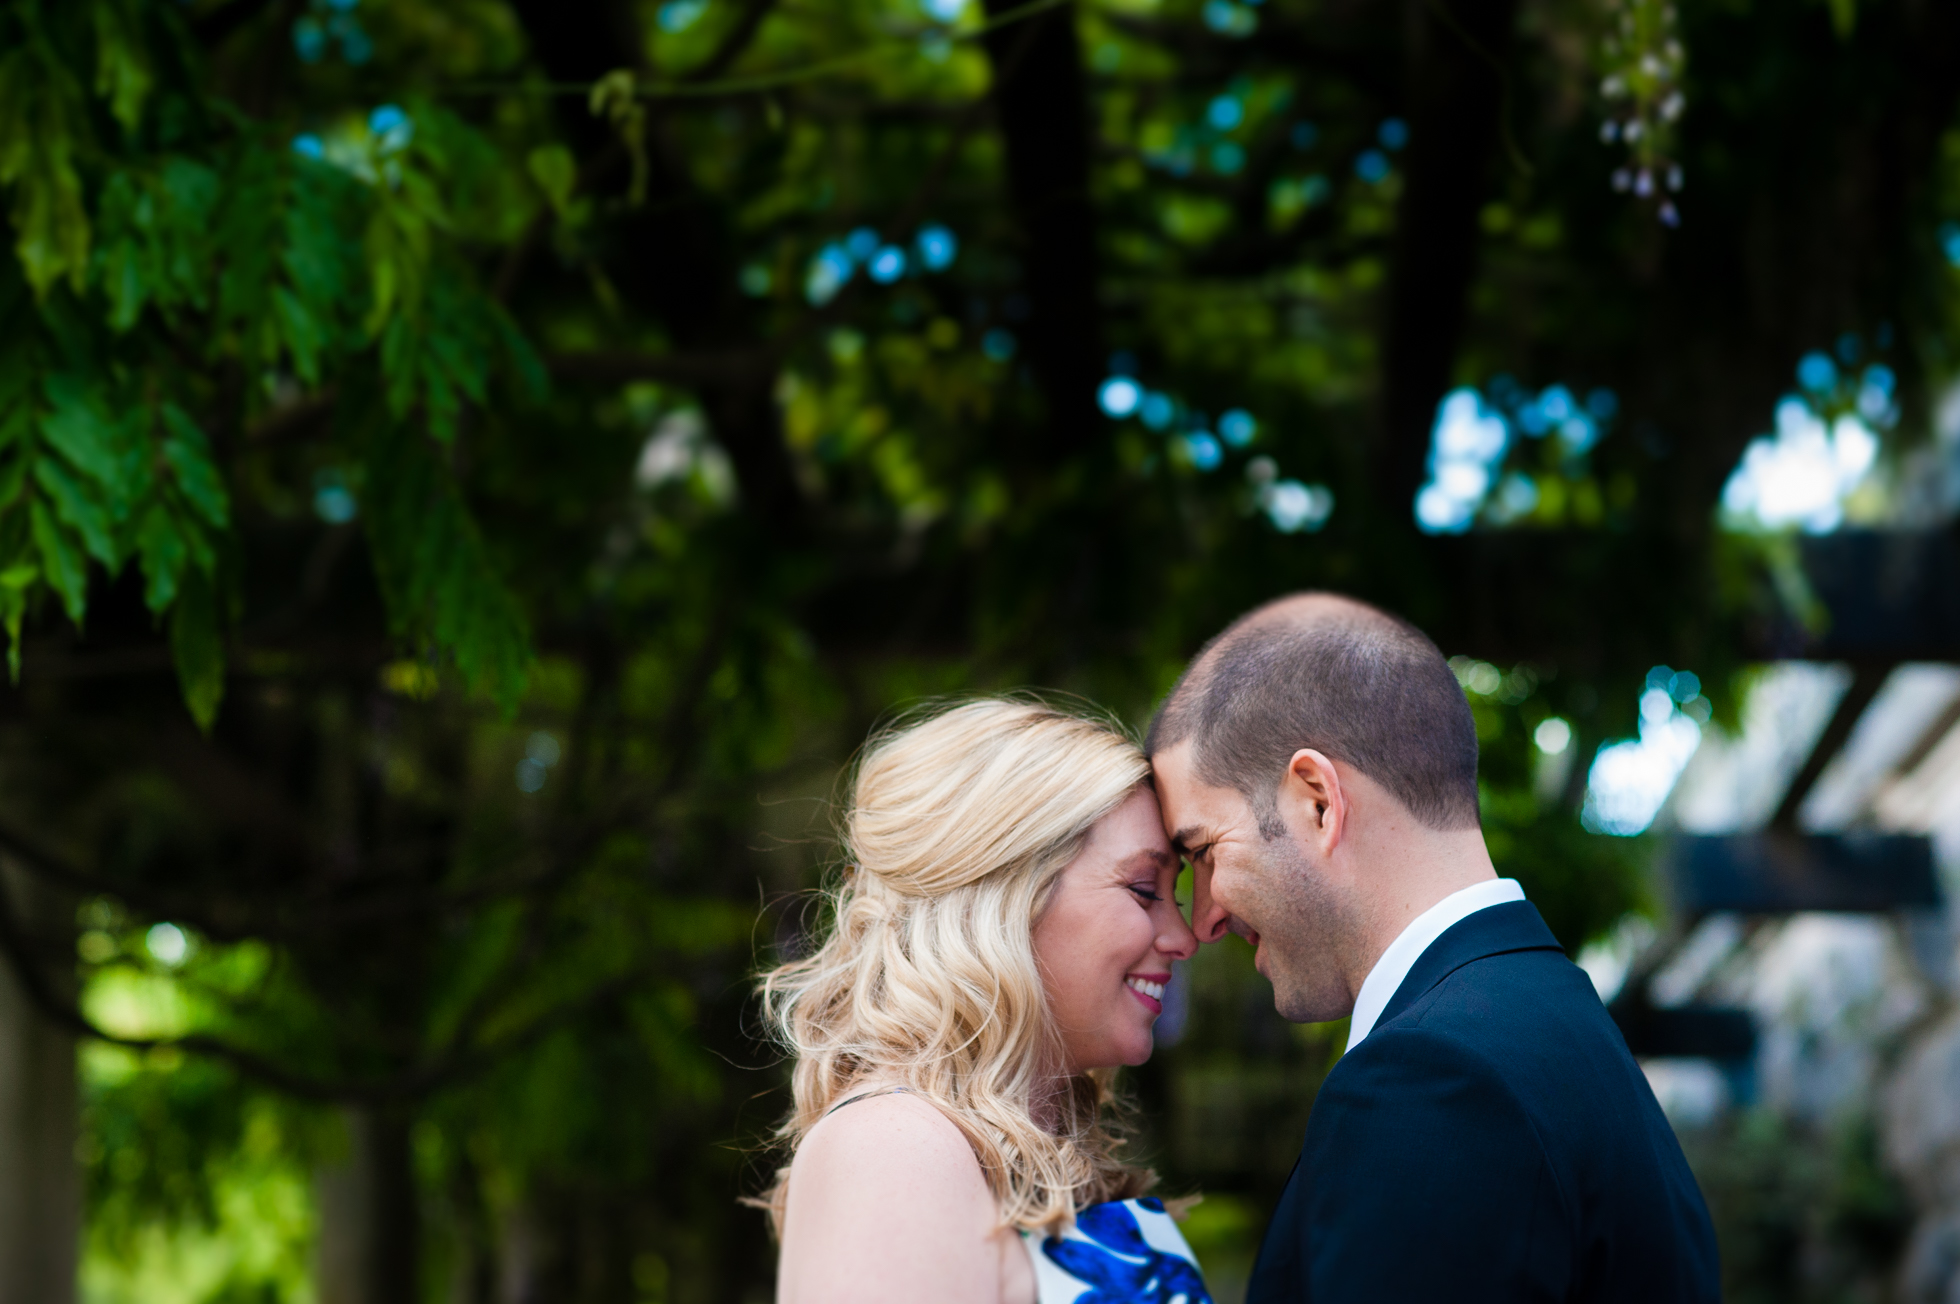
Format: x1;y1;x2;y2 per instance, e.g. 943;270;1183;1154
1131;882;1187;908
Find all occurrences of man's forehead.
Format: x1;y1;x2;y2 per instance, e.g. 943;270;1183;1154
1150;742;1246;840
1150;738;1231;797
1149;736;1193;773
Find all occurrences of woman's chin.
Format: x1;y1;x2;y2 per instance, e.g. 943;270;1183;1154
1077;1040;1155;1072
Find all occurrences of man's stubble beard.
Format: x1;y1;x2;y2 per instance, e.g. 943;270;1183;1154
1243;832;1356;1024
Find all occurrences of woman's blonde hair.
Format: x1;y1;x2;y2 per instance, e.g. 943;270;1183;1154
756;696;1156;1236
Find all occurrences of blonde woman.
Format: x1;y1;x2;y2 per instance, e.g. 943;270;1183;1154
758;699;1209;1304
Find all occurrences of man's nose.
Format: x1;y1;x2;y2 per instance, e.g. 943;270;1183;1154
1189;864;1232;944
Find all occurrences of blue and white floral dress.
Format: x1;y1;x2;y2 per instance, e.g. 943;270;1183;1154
1021;1198;1212;1304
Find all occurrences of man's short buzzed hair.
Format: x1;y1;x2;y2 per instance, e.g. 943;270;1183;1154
1146;594;1480;834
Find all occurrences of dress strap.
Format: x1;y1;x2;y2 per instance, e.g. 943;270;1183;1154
824;1086;911;1117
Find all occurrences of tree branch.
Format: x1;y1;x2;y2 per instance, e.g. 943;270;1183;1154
0;851;660;1105
684;0;781;85
244;390;337;445
545;349;773;387
1097;11;1397;103
190;0;287;47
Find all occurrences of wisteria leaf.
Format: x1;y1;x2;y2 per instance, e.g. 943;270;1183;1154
30;498;87;625
161;404;230;529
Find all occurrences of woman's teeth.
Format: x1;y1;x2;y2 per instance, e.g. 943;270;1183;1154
1126;976;1165;1001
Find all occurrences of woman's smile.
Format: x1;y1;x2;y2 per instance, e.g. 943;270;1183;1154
1124;973;1169;1014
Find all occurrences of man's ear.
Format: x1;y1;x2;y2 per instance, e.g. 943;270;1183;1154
1281;749;1346;849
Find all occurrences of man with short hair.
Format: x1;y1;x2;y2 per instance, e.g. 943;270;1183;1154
1149;592;1719;1302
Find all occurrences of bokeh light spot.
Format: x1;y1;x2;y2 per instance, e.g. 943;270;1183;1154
313;469;357;523
868;246;906;283
1582;673;1704;836
1099;377;1143;418
1720;394;1879;533
1201;0;1257;35
1261;479;1334;532
914;224;958;271
804;244;853;305
147;922;189;967
368;104;411;151
658;0;707;31
1414;389;1507;534
1797;350;1838;393
293;16;327;62
1534;717;1573;755
845;227;881;262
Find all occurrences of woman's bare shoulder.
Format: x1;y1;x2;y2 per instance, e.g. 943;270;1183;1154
792;1091;985;1194
779;1093;1015;1304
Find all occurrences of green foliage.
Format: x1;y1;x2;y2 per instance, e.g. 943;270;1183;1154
1;0;1954;1301
79;1046;321;1304
1681;1109;1911;1304
0;14;93;296
0;3;540;720
362;409;531;710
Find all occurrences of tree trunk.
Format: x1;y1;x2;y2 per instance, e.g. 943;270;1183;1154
1375;0;1519;522
316;1107;421;1304
0;864;77;1304
981;0;1106;465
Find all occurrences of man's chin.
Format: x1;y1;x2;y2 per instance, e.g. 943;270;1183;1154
1254;953;1330;1023
1268;980;1350;1026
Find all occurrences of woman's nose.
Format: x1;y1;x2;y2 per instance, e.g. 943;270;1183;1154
1158;904;1199;960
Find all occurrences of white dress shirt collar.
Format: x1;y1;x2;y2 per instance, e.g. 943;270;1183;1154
1344;877;1526;1052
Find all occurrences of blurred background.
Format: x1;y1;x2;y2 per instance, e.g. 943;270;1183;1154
0;0;1957;1300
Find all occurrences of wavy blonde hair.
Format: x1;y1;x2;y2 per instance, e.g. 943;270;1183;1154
756;697;1156;1236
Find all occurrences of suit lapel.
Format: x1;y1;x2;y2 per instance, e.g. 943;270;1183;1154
1371;900;1566;1032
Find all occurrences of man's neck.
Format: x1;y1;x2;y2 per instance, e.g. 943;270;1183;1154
1346;827;1498;998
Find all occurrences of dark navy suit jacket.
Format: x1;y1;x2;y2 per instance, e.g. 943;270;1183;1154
1246;901;1720;1303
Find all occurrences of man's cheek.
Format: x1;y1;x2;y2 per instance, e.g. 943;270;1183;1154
1213;865;1247;917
